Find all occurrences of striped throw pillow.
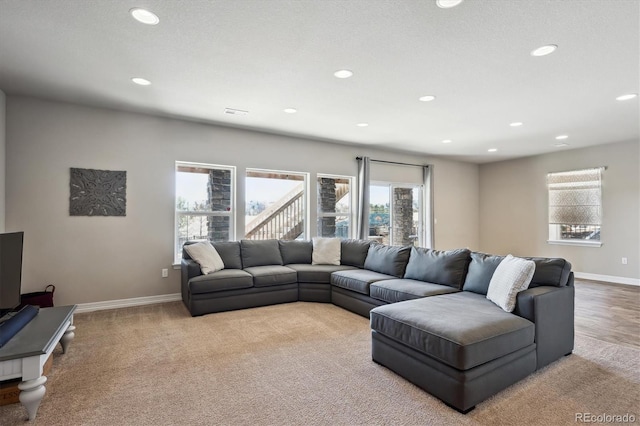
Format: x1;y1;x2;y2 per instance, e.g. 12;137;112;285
486;254;536;312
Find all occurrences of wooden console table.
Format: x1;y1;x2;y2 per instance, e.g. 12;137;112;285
0;305;76;420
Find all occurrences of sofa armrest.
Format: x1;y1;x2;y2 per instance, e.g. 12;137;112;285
181;259;202;303
514;285;574;369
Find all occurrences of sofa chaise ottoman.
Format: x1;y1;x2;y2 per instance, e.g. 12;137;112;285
369;251;574;413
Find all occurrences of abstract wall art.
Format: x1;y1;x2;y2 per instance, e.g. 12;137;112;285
69;168;127;216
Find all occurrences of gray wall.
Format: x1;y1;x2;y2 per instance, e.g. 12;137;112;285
5;96;479;305
479;140;639;280
0;90;5;232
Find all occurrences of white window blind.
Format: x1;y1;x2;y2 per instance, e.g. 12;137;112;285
547;167;604;225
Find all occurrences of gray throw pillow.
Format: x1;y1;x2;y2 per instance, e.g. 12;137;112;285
403;247;471;289
363;244;411;278
240;239;283;267
462;252;505;295
525;257;572;288
279;240;313;264
340;239;371;268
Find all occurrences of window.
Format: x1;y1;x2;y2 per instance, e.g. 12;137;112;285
317;175;354;238
175;162;235;262
245;169;308;240
547;167;604;246
369;183;423;246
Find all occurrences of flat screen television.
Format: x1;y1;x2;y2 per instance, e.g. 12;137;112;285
0;231;24;316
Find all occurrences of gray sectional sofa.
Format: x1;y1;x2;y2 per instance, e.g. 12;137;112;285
181;238;574;413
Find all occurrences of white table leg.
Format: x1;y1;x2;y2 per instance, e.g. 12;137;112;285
60;325;76;354
18;376;47;421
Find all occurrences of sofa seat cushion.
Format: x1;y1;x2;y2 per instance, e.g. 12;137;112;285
370;292;535;370
244;265;297;287
331;269;396;295
286;264;358;283
188;269;254;295
370;279;459;303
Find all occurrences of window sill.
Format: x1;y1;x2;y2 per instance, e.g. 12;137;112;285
547;240;602;247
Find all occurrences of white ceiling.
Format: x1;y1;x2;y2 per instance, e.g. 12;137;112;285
0;0;638;163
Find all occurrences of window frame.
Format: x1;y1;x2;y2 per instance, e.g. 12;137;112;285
317;173;355;239
174;161;236;264
546;167;604;248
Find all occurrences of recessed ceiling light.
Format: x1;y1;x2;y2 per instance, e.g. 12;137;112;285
441;139;452;144
510;122;523;127
555;135;569;140
616;93;638;101
129;8;159;25
554;143;570;147
531;44;557;57
131;77;151;86
283;108;297;114
356;123;369;127
334;69;353;79
488;148;498;152
436;0;464;8
419;95;436;102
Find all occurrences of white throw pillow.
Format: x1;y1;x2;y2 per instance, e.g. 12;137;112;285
486;254;536;312
183;241;225;274
312;238;341;265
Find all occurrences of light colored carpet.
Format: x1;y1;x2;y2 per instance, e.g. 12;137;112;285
1;301;638;425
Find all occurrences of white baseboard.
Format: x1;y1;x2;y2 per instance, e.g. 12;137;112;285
75;293;182;313
574;272;640;287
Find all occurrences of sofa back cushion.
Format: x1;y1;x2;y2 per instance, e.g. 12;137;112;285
212;242;243;269
279;240;313;264
462;252;505;295
241;239;283;267
404;247;471;289
525;257;572;288
363;244;411;278
340;239;371;268
463;253;573;294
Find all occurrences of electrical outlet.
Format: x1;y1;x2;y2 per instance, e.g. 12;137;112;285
162;268;169;278
621;257;628;265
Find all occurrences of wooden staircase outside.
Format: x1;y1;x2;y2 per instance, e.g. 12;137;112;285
244;181;350;240
335;183;349;203
245;184;305;240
